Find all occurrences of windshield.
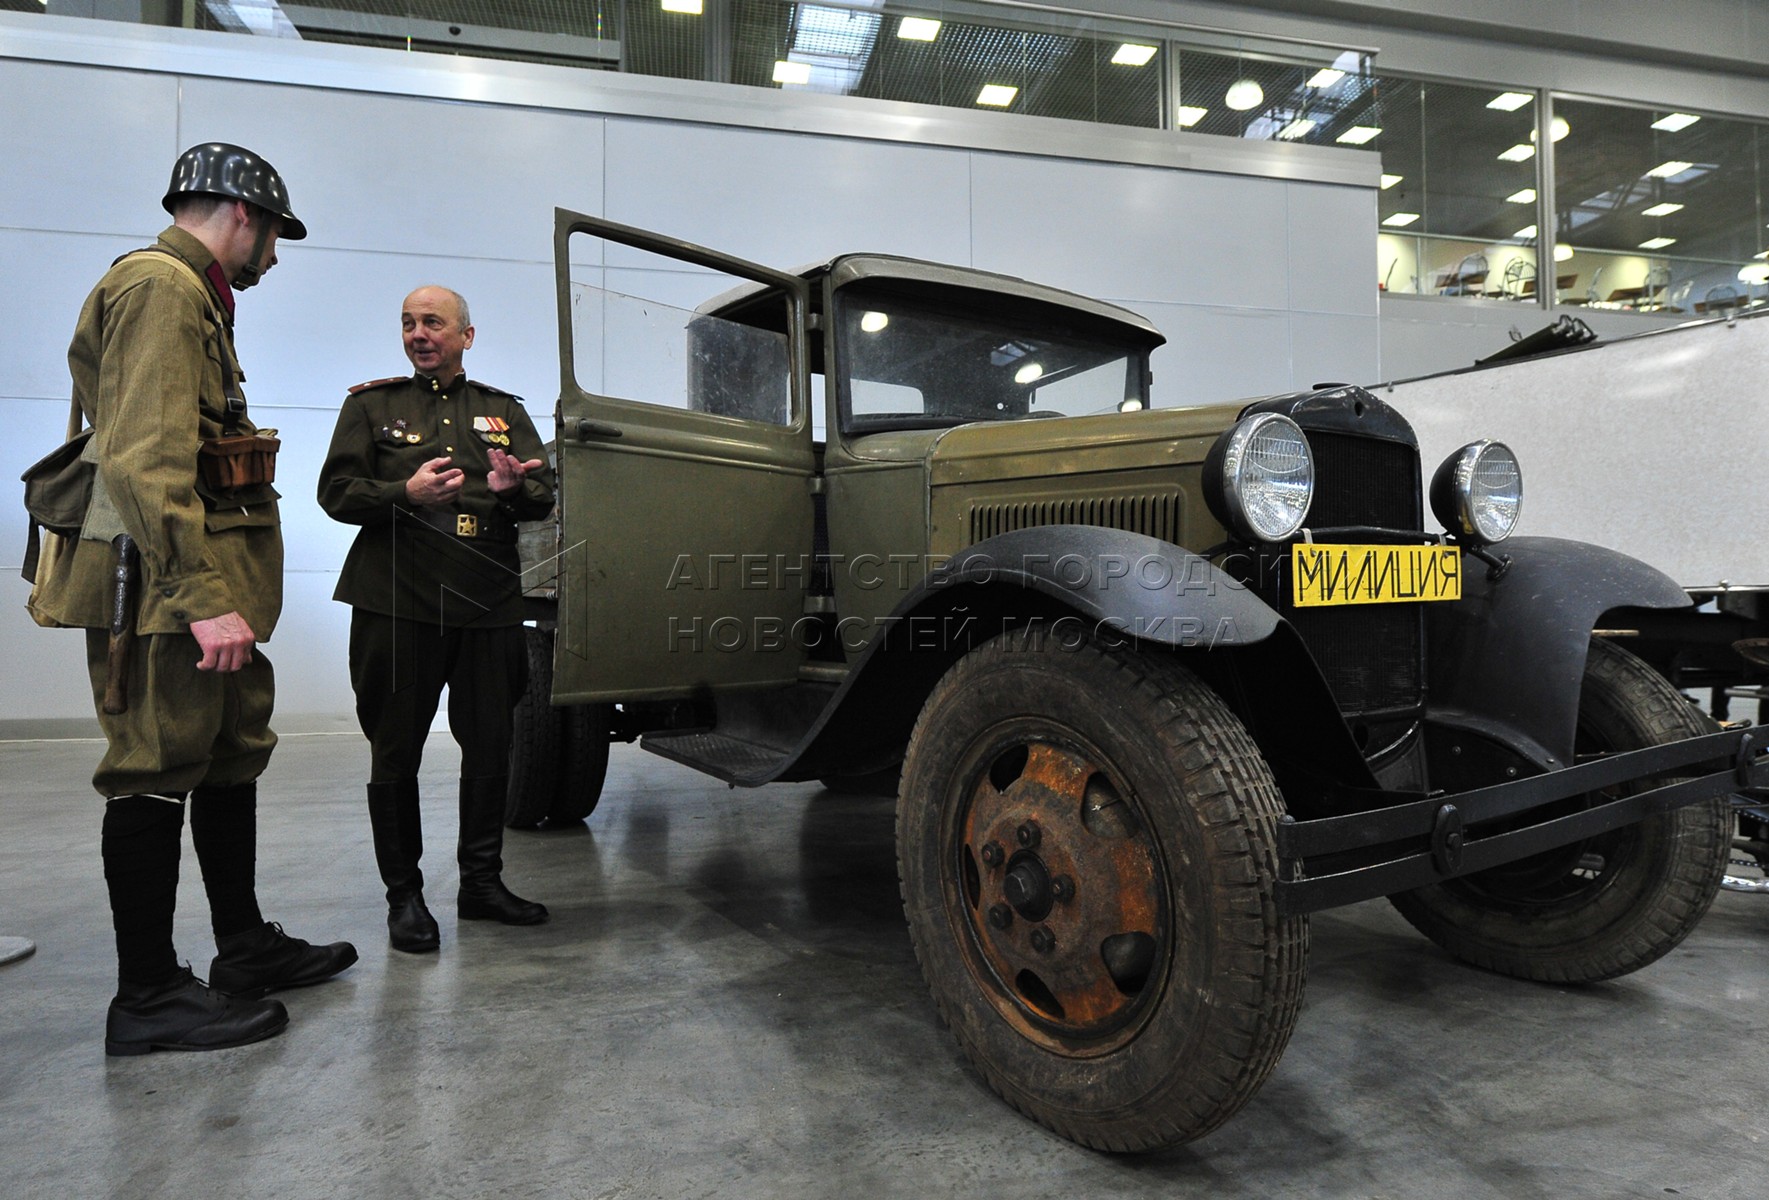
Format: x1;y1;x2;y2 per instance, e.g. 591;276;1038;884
836;286;1150;434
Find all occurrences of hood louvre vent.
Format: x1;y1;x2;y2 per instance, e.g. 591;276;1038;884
969;492;1183;544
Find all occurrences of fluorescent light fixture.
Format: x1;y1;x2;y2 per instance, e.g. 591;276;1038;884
660;0;702;12
1488;92;1533;111
1497;144;1536;162
1513;225;1538;240
1652;112;1701;132
1528;116;1571;144
897;16;941;40
1306;68;1345;88
1639;237;1677;250
1174;106;1208;128
1554;243;1574;262
1382;212;1420;227
1014;362;1045;385
977;84;1018;107
1380;173;1403;190
1648;160;1694;178
1276;119;1317;141
1642;202;1684;217
1225;79;1264;111
860;311;889;333
1111;43;1157;66
773;60;810;85
1336;126;1381;145
1506;188;1537;204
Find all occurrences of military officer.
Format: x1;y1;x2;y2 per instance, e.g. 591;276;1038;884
28;143;356;1055
318;286;556;953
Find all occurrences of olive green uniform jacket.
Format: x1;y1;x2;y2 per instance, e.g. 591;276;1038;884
317;373;554;628
29;226;282;638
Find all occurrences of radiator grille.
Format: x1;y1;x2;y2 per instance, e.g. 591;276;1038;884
969;492;1183;544
1304;433;1420;529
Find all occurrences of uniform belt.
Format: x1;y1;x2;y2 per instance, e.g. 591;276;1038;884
410;508;517;544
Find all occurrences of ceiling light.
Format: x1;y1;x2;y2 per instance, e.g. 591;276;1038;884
897;16;940;41
1306;68;1345;88
1276;119;1317;141
1738;263;1769;285
661;0;702;11
1554;243;1574;262
1642;202;1684;217
1111;43;1157;66
1652;112;1701;132
1514;225;1538;240
1014;362;1045;385
1225;79;1264;111
1497;144;1536;162
773;60;810;85
1639;237;1677;250
1527;116;1571;143
1382;213;1420;227
1648;160;1694;178
1488;92;1533;111
1174;106;1208;128
1336;126;1381;145
1506;188;1537;204
1380;174;1403;190
977;84;1018;107
860;311;889;333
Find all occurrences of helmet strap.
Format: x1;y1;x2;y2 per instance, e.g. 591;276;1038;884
232;215;274;290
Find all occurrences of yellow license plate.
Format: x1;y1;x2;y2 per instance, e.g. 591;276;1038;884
1291;543;1462;608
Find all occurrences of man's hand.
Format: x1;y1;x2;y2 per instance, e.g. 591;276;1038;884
190;611;256;673
488;447;544;496
406;456;465;507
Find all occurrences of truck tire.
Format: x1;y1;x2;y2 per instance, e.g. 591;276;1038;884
550;703;611;825
897;626;1306;1153
1389;637;1729;982
506;626;564;829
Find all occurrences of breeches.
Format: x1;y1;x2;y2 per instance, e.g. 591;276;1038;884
348;610;527;783
84;629;276;798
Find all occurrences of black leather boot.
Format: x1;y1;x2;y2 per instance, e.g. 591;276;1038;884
209;922;358;998
106;967;288;1056
368;780;440;953
457;775;548;925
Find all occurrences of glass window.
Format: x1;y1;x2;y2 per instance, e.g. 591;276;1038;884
1554;99;1767;315
835;286;1148;433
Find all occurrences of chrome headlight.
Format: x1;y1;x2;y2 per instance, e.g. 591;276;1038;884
1430;440;1522;545
1204;413;1315;542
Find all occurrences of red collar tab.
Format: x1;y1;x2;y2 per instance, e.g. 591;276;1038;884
203;261;236;322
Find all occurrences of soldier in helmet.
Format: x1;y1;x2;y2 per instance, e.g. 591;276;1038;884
28;143;356;1055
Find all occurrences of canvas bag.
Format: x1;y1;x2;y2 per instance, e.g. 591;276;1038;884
19;398;91;584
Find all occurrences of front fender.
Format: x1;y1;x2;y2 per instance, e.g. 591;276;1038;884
1426;535;1693;769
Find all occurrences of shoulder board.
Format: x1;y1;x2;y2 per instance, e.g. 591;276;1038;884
469;380;520;400
348;376;410;395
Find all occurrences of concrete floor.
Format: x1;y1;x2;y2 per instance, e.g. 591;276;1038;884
2;730;1766;1200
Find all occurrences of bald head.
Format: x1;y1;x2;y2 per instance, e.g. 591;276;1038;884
402;286;475;382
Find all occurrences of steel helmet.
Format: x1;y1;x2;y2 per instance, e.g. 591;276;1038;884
161;142;307;241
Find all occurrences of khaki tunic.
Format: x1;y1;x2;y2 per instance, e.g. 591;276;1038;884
29;226;282;638
317;373;554;628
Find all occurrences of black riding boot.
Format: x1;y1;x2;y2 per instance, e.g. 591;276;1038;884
367;780;439;953
456;775;548;925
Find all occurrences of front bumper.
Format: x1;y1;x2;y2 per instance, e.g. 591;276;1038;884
1275;726;1769;915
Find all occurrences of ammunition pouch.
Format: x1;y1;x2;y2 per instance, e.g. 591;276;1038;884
198;432;280;493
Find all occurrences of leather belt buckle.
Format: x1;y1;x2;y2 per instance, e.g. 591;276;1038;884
456;514;479;538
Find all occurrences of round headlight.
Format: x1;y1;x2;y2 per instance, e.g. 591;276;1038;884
1204;413;1315;542
1430;440;1522;545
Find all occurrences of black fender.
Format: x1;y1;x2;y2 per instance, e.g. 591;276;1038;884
1425;535;1694;771
786;526;1374;797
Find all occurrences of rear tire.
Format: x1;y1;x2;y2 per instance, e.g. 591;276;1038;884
507;627;564;829
549;703;611;825
1390;637;1729;983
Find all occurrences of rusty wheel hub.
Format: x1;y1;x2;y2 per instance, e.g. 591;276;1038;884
955;740;1165;1050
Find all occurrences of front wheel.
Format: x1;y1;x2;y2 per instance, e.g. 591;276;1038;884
1389;637;1729;982
897;627;1306;1152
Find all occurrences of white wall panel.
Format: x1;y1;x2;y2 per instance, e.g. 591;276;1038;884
1286;182;1379;317
1289;312;1381;389
265;569;355;717
0;230;147;403
0;576;93;722
969;153;1292;311
0;60;179;235
177;78;605;266
603;119;974;270
1136;302;1298;408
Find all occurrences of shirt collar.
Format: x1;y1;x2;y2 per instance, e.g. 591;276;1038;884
415;371;467;396
156;225;236;324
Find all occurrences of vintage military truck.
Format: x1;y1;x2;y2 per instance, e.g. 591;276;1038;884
515;209;1766;1152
